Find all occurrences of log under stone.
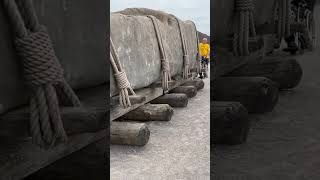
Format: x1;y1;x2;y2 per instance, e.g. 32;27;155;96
122;104;174;121
181;78;205;90
169;86;197;98
150;93;188;107
225;58;303;89
110;122;150;146
212;77;279;113
212;101;250;145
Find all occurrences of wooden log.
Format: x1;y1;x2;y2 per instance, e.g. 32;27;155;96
213;77;279;113
0;107;106;138
212;101;250;145
181;78;205;90
150;93;188;107
110;122;150;146
225;58;303;89
121;104;174;122
169;86;197;98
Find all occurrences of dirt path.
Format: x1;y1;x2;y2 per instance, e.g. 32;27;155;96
110;77;210;180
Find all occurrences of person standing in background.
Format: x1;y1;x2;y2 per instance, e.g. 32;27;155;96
199;38;210;78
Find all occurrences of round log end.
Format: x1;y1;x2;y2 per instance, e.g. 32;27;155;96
212;101;250;145
136;124;150;146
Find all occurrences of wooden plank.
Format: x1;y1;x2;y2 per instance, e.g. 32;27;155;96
0;130;106;180
110;87;163;121
110;73;197;121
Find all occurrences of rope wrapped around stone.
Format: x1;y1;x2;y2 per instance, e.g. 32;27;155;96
147;15;171;91
190;21;202;75
233;0;257;56
2;0;81;148
274;0;291;42
175;17;190;79
110;38;136;108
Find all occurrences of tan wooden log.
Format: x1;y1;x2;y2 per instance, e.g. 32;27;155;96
110;122;150;146
181;78;205;90
169;86;197;98
122;104;174;121
150;93;188;107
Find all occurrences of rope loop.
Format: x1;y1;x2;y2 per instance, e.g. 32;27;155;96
15;26;64;85
114;71;131;90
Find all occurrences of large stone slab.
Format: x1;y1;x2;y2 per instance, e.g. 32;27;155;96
110;8;198;96
0;0;108;114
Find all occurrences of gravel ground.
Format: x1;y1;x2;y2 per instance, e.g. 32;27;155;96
213;49;320;180
110;77;210;179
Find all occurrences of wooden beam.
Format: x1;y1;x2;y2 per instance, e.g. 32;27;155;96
0;107;106;138
110;87;163;121
170;86;197;98
150;93;188;107
121;104;174;122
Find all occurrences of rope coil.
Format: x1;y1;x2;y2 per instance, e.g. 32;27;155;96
147;15;171;91
175;17;190;79
3;0;81;148
233;0;257;56
110;37;136;108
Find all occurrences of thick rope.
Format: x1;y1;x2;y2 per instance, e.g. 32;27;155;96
233;0;256;56
147;15;171;91
3;0;81;148
175;17;190;79
189;21;201;75
276;0;291;41
110;38;136;108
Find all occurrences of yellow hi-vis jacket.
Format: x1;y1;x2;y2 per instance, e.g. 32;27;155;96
199;43;210;58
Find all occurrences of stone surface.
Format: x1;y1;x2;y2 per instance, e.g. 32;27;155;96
110;8;198;96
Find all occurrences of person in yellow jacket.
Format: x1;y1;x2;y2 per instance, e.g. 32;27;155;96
199;38;210;78
199;38;210;59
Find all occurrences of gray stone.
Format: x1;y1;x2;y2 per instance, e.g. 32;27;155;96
110;8;199;96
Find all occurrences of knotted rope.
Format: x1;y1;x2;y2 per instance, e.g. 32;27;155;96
190;21;202;74
275;0;291;41
175;17;190;79
3;0;81;148
110;38;136;108
233;0;257;56
147;15;171;91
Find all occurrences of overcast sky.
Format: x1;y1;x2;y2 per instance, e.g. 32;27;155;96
110;0;210;35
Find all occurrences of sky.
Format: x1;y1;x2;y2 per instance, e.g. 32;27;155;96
110;0;210;35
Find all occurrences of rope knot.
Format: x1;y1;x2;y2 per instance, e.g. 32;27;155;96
115;71;131;90
183;54;190;66
236;0;254;11
161;59;170;73
15;26;64;86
